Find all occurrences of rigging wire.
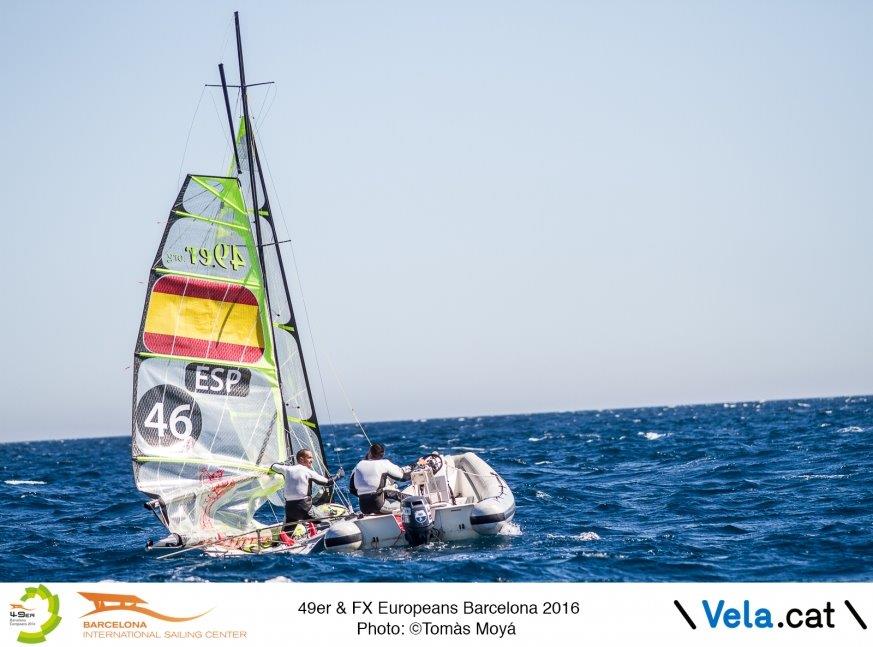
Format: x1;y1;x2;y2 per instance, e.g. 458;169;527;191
176;85;207;189
185;14;234;182
251;118;359;511
253;129;337;428
216;18;234;67
253;82;277;130
208;88;235;175
243;110;354;509
326;353;372;446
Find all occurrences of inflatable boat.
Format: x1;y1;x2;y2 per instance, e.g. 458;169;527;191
324;452;516;551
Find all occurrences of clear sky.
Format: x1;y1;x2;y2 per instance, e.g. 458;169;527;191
2;1;872;441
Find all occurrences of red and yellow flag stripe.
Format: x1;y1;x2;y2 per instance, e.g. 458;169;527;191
143;275;264;363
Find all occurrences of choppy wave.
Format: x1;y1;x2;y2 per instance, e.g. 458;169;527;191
1;396;872;582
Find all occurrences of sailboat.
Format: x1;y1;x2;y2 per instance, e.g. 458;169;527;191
132;13;515;557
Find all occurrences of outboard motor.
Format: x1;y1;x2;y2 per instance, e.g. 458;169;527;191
401;496;434;547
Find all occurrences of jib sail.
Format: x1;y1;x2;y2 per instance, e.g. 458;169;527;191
233;118;328;478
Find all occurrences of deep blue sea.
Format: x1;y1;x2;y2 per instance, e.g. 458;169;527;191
2;396;872;582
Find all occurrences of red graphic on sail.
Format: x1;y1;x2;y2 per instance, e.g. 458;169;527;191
143;275;264;363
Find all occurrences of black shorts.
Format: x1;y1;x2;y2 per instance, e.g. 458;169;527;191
358;492;386;515
358;490;403;515
284;498;314;527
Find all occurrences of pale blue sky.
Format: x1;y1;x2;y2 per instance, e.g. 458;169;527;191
2;1;872;441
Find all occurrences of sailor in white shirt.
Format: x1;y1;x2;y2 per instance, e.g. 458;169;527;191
271;449;343;527
349;442;415;514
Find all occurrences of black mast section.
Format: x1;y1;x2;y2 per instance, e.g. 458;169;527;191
233;11;296;462
218;63;241;175
234;11;258;222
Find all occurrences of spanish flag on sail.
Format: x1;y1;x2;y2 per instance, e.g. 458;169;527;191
143;275;264;363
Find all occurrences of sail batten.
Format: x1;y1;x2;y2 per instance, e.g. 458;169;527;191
135;455;272;472
170;211;251;231
153;267;259;288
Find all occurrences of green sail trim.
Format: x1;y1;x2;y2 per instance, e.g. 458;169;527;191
190;175;247;215
288;416;317;430
229;121;268;220
137;352;280;383
171;209;250;232
135;455;274;473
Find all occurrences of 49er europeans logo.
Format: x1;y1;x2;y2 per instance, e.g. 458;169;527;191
8;584;61;643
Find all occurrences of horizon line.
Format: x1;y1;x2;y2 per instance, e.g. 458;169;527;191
3;389;868;445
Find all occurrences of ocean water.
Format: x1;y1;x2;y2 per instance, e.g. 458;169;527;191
2;396;872;582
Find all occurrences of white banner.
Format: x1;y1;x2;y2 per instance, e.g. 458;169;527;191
2;582;870;646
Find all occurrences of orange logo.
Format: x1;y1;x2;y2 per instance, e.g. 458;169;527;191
8;604;33;611
77;593;211;622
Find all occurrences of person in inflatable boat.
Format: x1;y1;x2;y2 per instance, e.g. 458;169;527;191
349;442;420;515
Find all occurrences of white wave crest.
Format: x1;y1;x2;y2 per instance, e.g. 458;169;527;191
4;480;46;485
577;531;601;541
498;522;522;536
639;432;665;440
838;426;864;433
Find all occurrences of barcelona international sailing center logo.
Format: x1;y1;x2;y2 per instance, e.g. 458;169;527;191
8;584;61;643
78;592;211;622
